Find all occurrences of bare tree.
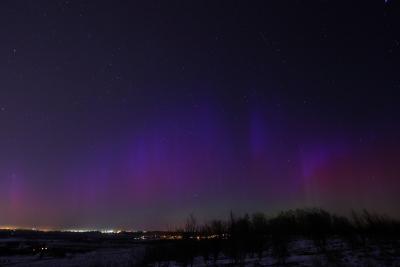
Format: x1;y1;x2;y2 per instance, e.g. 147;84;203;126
185;213;198;235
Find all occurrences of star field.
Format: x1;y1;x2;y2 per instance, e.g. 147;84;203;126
0;0;399;230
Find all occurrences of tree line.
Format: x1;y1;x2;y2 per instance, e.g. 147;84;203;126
135;208;400;266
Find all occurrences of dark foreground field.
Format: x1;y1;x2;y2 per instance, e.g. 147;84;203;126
1;209;400;266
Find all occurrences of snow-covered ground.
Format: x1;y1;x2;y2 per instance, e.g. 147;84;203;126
152;239;400;267
1;238;399;266
1;248;136;267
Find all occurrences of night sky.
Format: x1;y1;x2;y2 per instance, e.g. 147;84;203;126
0;1;399;230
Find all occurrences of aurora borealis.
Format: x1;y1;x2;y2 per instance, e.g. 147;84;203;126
0;1;399;230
